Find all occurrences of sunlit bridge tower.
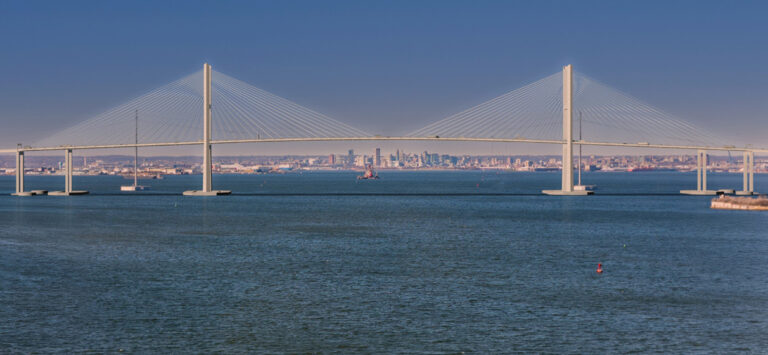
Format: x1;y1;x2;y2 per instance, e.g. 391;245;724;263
543;64;592;195
183;63;232;196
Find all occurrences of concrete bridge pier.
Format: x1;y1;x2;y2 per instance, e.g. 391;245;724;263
11;150;32;196
49;148;88;196
184;63;231;196
681;150;716;195
543;64;592;196
736;151;756;195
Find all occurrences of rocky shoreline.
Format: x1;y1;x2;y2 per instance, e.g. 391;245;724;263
711;195;768;211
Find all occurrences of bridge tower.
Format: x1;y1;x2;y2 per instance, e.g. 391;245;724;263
184;63;231;196
11;148;29;196
543;64;592;195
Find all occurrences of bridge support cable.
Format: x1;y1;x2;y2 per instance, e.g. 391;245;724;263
31;66;370;149
407;66;733;148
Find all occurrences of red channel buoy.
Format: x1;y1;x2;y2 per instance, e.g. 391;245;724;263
596;263;603;274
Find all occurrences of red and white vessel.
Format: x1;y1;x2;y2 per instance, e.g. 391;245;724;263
357;164;379;180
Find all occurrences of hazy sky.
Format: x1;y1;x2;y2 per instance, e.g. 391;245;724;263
1;0;767;155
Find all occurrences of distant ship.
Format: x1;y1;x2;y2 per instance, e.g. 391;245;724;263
120;184;149;192
627;167;676;172
574;184;596;192
122;173;163;180
357;164;379;180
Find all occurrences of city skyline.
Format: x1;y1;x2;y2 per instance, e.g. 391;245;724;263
2;148;764;177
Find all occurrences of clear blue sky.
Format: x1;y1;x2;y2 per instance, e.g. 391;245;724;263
1;0;767;153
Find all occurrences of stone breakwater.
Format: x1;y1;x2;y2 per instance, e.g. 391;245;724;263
711;195;768;211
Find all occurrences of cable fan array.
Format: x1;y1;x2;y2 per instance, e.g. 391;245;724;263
409;72;563;141
32;67;729;149
34;69;369;147
408;71;729;147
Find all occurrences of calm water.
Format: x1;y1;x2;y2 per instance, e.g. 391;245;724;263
1;172;767;353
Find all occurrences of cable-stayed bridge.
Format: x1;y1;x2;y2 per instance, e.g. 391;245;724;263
2;64;764;196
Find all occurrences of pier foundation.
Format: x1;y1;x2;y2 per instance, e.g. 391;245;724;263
49;148;88;196
11;150;30;196
681;150;716;195
736;151;756;195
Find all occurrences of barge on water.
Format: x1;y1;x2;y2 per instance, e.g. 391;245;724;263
711;195;768;211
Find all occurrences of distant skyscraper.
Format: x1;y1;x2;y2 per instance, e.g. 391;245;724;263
347;149;354;167
329;154;336;165
375;148;381;167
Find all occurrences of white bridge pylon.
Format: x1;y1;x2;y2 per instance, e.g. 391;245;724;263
542;65;588;195
5;63;766;196
183;64;230;196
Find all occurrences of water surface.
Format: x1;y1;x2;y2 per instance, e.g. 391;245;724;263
1;172;767;352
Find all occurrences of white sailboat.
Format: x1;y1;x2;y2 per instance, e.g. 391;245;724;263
121;110;149;191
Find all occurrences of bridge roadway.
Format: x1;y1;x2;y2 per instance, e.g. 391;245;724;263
2;136;767;154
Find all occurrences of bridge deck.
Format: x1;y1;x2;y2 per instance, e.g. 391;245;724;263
2;136;766;154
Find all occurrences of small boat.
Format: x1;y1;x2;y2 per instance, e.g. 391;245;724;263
574;184;596;191
357;164;379;180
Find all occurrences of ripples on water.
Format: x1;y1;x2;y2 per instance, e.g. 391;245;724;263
1;172;767;352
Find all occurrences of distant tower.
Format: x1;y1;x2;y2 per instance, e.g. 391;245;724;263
375;148;381;167
329;154;336;165
347;149;354;167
